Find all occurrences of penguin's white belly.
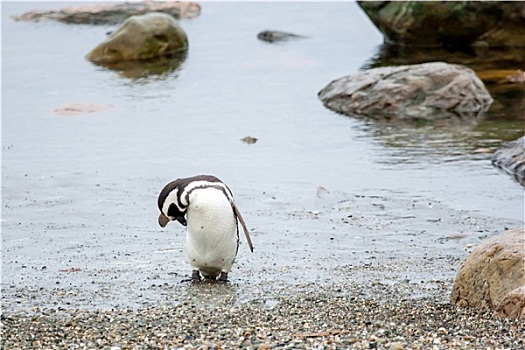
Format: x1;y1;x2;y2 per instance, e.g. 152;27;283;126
186;188;238;277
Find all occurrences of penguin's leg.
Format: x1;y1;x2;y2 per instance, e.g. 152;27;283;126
191;270;202;282
181;270;201;283
218;272;228;282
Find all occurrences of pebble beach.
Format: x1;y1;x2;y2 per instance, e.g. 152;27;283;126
2;282;524;349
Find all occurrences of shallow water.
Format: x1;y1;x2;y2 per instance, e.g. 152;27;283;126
2;2;523;311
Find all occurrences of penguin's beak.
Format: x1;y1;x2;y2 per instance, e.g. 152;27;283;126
175;216;187;226
158;213;170;228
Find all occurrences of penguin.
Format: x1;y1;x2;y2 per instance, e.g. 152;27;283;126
157;175;253;282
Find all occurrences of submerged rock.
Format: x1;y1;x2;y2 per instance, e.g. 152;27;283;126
257;30;307;43
12;1;201;24
54;103;113;116
86;12;188;65
318;62;493;120
98;53;187;80
491;136;525;186
450;227;525;320
357;1;525;48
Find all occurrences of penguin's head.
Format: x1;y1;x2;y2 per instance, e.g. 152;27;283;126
157;179;188;228
157;175;232;228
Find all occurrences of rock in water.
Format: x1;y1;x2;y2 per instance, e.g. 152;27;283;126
12;2;201;24
86;12;188;64
491;136;525;186
318;62;493;120
450;227;525;320
257;30;307;43
357;1;525;48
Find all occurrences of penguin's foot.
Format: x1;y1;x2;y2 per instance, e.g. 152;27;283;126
181;270;201;283
191;270;202;282
218;272;229;283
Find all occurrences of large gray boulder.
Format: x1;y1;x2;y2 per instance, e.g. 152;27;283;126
491;136;525;186
86;12;188;64
318;62;493;120
357;1;525;48
450;227;525;320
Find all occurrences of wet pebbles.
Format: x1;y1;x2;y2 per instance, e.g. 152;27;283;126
2;290;523;349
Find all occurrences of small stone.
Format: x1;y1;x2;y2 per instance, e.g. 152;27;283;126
241;136;258;144
389;342;404;350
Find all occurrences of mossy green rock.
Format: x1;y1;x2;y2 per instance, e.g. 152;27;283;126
358;1;525;48
87;12;188;64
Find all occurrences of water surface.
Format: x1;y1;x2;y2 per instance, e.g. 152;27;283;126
2;2;523;311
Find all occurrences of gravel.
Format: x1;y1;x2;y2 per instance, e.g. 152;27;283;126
2;282;524;350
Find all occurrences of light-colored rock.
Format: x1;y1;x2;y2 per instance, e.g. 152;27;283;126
491;136;525;186
389;342;404;350
495;285;525;320
450;227;525;320
86;12;188;64
318;62;493;120
12;1;201;24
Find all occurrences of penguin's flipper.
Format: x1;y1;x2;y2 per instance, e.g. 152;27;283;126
232;203;254;253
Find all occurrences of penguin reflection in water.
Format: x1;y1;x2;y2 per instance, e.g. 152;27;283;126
157;175;254;282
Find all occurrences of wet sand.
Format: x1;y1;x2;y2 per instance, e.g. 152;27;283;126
3;182;521;312
2;182;525;349
2;182;523;348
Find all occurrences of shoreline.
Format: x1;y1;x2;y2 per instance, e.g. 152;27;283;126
3;189;522;349
2;285;523;349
